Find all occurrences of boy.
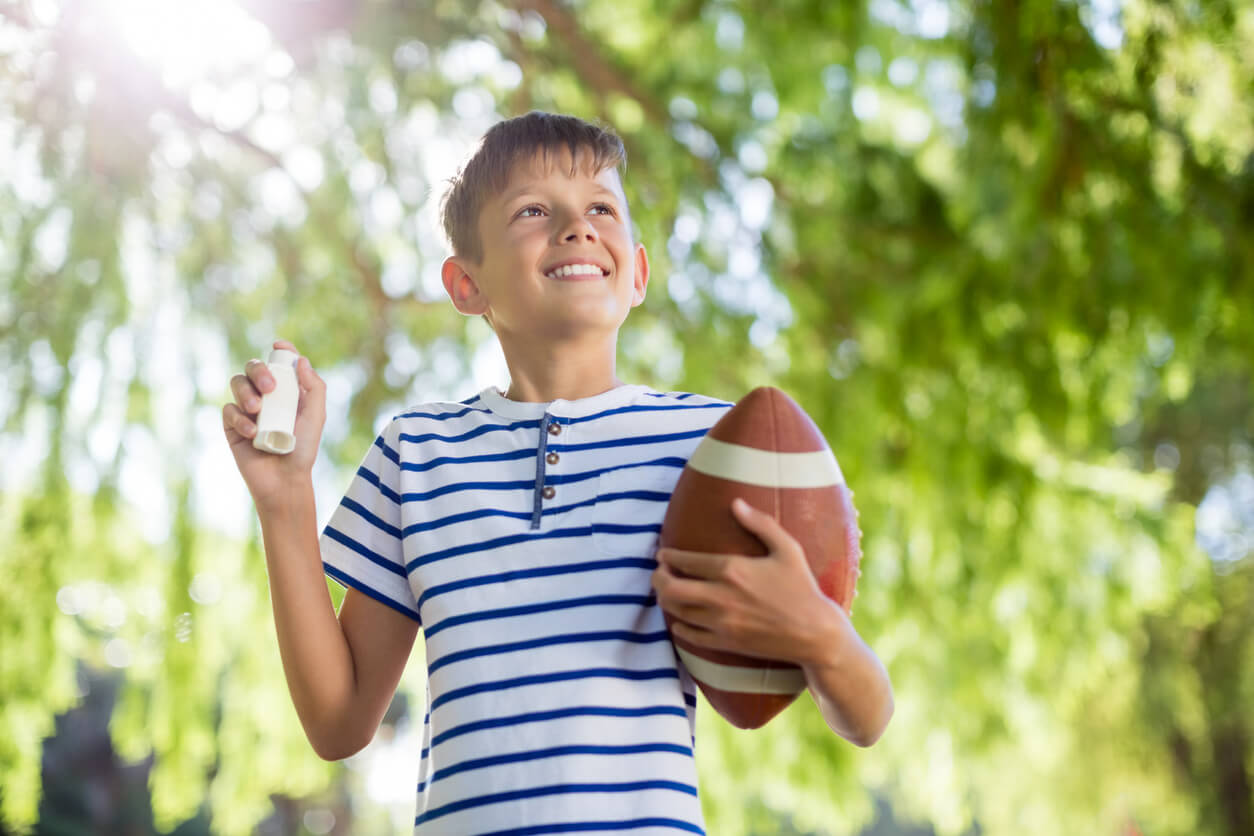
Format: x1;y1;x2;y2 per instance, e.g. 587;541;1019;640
223;111;893;833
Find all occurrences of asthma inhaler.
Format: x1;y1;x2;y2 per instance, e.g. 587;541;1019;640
252;349;299;455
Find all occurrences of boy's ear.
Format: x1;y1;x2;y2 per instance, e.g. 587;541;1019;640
630;243;650;308
442;257;489;316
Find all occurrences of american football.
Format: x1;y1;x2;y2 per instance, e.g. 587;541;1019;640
659;386;862;729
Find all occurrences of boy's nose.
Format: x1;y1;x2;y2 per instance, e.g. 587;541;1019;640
557;216;598;243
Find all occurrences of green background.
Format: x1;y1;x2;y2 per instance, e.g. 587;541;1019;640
1;0;1252;833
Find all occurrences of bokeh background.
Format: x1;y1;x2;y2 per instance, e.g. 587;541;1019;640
2;0;1252;834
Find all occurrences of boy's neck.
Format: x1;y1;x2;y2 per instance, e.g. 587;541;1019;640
496;331;625;403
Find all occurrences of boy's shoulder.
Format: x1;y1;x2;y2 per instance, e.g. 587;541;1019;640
634;389;733;410
393;392;495;421
372;393;496;443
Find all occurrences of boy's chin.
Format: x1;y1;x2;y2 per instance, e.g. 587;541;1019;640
511;309;631;339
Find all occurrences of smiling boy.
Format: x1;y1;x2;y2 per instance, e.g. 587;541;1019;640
224;112;892;834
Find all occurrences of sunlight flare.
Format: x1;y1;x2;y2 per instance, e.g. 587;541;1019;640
98;0;272;86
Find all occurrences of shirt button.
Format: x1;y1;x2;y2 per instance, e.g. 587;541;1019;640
542;486;556;500
548;423;562;436
546;452;560;465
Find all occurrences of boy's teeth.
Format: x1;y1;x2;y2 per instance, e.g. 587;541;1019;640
549;264;603;278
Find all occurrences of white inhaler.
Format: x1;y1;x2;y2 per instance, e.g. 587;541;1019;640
252;349;299;455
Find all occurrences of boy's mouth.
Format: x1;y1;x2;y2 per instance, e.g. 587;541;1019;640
544;262;610;280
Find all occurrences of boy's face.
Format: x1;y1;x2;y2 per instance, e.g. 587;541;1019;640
442;148;649;342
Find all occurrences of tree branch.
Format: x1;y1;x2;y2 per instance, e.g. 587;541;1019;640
507;0;669;127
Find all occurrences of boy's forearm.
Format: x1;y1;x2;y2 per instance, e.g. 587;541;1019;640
801;608;894;747
256;483;362;759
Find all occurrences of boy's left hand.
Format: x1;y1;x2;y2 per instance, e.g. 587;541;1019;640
651;497;845;667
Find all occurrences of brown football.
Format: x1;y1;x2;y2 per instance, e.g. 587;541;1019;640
659;386;862;729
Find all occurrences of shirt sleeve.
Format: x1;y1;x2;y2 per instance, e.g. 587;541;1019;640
320;419;421;623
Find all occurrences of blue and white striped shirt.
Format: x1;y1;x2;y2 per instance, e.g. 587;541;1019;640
321;384;731;834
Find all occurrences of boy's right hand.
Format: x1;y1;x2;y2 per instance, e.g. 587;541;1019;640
222;339;327;511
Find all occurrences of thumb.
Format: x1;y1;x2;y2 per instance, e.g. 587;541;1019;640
295;356;327;426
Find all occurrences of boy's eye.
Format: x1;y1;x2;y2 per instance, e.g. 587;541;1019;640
517;205;545;218
589;204;614;216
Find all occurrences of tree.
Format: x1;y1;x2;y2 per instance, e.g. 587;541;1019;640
1;0;1250;833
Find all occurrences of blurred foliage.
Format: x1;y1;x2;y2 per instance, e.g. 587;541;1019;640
1;0;1252;834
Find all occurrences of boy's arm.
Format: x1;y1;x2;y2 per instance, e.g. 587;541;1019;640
652;498;893;747
256;484;419;760
796;598;894;747
225;341;418;760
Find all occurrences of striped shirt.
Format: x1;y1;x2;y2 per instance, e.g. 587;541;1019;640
320;384;732;834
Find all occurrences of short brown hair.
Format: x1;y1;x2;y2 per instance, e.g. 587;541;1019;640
440;111;627;262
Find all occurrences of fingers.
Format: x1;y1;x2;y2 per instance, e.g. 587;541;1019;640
245;357;274;396
653;564;710;601
224;342;329;470
229;370;263;414
231;340;308;408
652;561;721;620
656;548;730;581
731;497;801;556
222;402;256;441
653;580;716;629
238;337;298;399
668;619;728;650
225;341;307;434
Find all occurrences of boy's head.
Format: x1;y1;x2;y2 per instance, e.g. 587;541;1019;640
438;112;649;344
440;111;628;263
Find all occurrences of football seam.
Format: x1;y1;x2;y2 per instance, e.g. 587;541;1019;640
768;389;781;523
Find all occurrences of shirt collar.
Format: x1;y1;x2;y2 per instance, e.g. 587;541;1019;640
478;383;652;420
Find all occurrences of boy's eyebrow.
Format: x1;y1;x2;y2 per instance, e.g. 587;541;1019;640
588;185;622;202
499;182;623;206
499;182;539;204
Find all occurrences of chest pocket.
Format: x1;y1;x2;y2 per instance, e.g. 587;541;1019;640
592;465;682;557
